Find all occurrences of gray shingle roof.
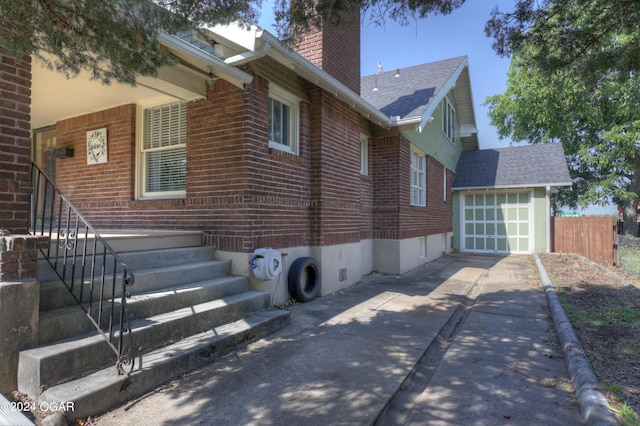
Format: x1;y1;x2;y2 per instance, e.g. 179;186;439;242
360;56;467;120
452;143;572;189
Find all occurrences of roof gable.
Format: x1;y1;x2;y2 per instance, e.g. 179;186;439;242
360;56;478;150
360;57;468;122
452;144;572;189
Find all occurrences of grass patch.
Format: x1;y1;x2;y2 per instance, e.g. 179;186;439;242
619;247;640;276
609;402;640;426
557;293;640;328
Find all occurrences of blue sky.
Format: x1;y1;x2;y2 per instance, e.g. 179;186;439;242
259;0;516;150
257;1;617;214
360;0;515;149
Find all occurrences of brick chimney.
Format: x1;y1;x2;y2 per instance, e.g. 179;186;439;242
294;11;361;95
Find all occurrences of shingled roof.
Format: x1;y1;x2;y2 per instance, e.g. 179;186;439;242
361;56;466;120
452;143;572;190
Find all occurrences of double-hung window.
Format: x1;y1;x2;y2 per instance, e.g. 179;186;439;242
268;86;298;154
442;98;455;142
411;149;426;206
139;101;187;198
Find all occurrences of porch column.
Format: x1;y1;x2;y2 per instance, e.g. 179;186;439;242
0;50;39;394
0;232;47;394
0;51;32;235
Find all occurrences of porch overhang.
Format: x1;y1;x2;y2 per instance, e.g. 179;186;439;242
31;32;253;130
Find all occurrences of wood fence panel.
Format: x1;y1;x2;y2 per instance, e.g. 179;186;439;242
551;216;617;266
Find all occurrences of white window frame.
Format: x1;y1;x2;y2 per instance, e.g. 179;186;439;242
137;99;187;199
268;85;299;154
442;98;456;142
410;148;426;207
443;167;448;202
360;134;369;176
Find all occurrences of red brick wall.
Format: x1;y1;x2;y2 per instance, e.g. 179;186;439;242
371;135;405;239
371;135;454;240
308;85;362;246
55;105;136;202
53;76;317;254
294;12;360;94
0;52;32;234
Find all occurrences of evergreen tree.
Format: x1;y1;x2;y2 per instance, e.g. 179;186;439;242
0;0;465;85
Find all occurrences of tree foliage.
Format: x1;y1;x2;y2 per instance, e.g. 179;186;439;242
0;0;465;85
485;0;640;84
485;0;640;234
486;52;640;233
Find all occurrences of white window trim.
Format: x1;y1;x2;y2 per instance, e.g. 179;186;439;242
136;98;187;200
410;148;427;207
442;98;456;142
443;167;448;202
360;134;369;176
268;84;299;155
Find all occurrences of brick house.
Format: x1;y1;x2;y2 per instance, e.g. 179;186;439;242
1;13;580;416
6;18;478;304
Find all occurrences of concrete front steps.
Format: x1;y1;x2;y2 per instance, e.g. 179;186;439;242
18;232;290;421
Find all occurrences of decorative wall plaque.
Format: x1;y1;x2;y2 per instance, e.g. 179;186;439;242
87;128;108;165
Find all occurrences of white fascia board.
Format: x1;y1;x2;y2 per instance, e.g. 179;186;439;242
453;182;573;191
158;31;253;88
416;57;471;133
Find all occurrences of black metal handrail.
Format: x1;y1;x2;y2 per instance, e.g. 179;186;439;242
30;163;135;375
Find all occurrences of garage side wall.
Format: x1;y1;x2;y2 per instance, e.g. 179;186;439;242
533;187;549;252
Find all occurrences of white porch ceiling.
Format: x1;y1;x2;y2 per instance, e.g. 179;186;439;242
30;56;207;130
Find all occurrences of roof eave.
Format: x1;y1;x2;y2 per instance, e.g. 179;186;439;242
207;23;393;129
417;57;471;132
259;31;393;129
158;31;254;89
453;182;573;191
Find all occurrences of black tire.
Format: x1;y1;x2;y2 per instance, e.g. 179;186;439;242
287;257;321;302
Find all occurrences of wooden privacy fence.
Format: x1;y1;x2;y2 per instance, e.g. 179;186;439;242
551;216;618;266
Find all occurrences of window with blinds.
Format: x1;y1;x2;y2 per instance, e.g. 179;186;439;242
141;101;186;195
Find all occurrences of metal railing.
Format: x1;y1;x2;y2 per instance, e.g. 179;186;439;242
30;163;135;375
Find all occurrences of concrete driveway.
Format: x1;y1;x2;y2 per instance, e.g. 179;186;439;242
93;254;583;425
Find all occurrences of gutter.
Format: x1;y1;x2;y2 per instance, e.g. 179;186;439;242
453;183;573;191
254;30;394;129
224;35;272;66
158;31;254;88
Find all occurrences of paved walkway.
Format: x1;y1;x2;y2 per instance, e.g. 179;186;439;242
93;254;583;425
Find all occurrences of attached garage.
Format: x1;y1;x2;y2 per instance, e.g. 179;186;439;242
452;144;572;254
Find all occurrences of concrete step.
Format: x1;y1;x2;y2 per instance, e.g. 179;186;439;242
37;309;291;421
38;275;251;344
26;232;291;423
39;259;231;311
19;291;272;398
42;230;203;258
37;245;216;283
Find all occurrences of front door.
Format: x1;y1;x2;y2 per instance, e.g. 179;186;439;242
33;126;57;180
32;126;57;229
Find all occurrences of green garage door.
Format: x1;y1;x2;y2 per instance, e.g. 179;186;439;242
462;192;532;253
